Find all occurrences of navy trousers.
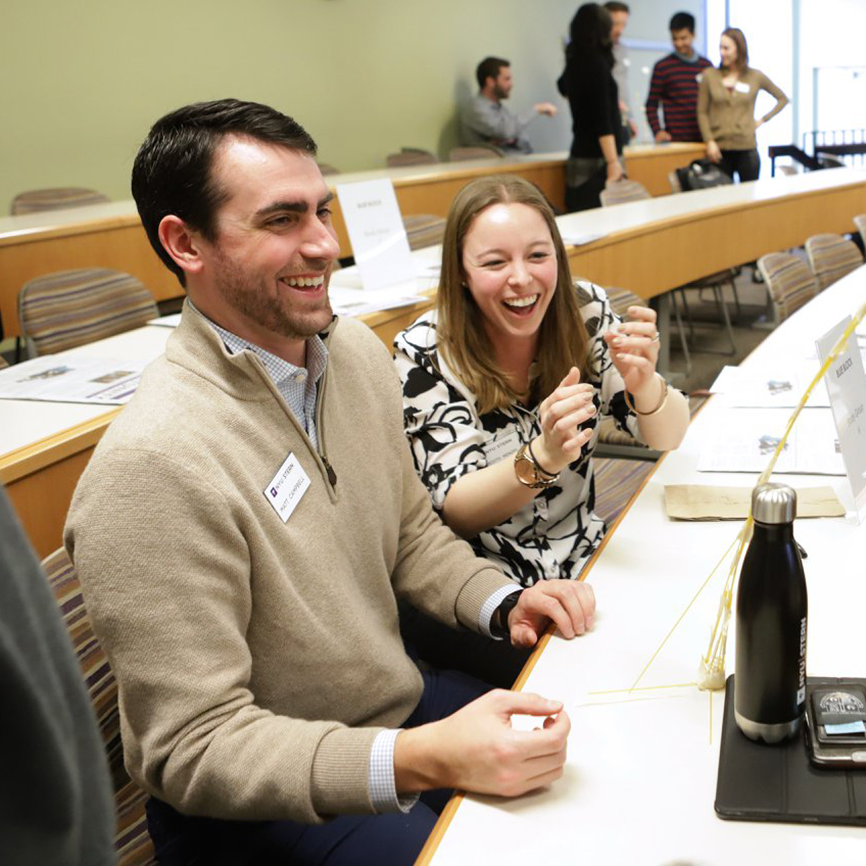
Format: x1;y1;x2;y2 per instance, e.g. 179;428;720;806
146;669;491;866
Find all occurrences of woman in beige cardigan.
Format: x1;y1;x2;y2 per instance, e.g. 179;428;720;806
697;27;788;182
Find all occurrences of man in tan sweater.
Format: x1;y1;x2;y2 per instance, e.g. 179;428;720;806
64;99;596;865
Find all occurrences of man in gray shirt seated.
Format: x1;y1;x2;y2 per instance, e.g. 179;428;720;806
460;56;557;154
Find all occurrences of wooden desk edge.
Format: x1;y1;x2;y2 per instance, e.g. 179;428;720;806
566;176;866;255
413;446;670;866
0;409;121;484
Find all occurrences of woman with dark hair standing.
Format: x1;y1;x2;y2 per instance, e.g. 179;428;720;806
393;175;689;685
557;3;625;211
697;27;789;182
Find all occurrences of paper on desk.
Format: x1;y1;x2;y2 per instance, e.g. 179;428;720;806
148;313;182;328
328;286;427;317
696;407;846;475
0;355;148;405
560;231;607;246
709;363;830;407
664;484;845;520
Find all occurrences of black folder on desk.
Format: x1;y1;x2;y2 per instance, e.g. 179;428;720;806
715;675;866;826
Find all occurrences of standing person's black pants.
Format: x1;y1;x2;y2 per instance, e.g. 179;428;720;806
720;148;761;182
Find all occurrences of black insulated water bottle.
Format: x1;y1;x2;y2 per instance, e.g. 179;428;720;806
735;483;808;744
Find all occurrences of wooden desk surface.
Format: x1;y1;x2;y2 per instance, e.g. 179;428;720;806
0;145;701;341
561;168;866;297
420;266;866;865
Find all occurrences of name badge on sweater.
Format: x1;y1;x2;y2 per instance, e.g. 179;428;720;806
264;453;310;523
735;81;750;94
484;429;521;464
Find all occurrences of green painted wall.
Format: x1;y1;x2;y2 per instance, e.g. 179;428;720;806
1;0;588;209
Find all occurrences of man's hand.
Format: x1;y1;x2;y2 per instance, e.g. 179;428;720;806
508;579;596;647
655;130;672;143
394;690;569;797
628;118;639;138
535;102;558;117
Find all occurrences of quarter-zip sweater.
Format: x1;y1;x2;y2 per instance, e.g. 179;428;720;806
64;304;510;823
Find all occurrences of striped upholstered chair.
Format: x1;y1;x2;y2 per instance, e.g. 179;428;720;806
10;187;110;215
18;268;158;357
449;145;504;161
43;549;155;866
756;252;819;322
386;149;438;168
402;213;447;251
804;233;864;291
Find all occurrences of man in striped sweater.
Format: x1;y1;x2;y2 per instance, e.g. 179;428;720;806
645;12;713;143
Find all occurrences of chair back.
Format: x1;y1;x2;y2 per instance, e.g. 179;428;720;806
0;355;7;370
42;549;155;865
757;252;819;321
403;213;447;251
317;163;340;176
604;286;647;319
854;214;866;250
449;145;504;161
805;232;864;291
599;179;651;207
18;267;158;357
11;187;111;215
386;150;438;168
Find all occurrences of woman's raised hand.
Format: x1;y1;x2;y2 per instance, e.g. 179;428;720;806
604;305;661;401
532;367;596;474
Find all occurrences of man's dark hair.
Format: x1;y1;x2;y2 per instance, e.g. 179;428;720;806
131;98;317;287
476;57;510;90
604;1;630;13
670;12;696;33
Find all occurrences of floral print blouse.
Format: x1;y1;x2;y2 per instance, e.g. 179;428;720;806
394;281;642;586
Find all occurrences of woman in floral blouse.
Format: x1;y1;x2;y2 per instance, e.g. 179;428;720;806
394;175;689;684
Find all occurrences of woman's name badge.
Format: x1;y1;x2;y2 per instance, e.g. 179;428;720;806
735;81;751;94
484;429;521;464
264;453;310;523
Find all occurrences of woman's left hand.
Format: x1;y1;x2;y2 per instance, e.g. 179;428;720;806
603;305;660;398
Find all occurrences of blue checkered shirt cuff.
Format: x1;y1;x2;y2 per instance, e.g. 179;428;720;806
369;729;418;813
479;585;522;640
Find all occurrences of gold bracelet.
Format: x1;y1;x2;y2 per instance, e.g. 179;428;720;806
624;373;669;417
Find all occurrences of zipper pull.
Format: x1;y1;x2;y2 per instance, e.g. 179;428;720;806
321;455;337;487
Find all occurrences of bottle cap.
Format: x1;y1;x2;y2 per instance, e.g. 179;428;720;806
751;482;797;524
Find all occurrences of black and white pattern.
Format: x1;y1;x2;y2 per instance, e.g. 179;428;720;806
394;281;641;587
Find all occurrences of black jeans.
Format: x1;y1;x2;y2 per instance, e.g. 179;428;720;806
720;148;761;182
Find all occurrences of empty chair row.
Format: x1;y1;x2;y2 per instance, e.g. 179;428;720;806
759;223;864;323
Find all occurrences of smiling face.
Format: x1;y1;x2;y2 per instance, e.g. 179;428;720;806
188;135;340;363
671;27;694;56
719;34;738;68
461;202;558;357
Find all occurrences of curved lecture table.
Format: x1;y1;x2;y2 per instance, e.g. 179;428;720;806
418;265;866;865
0;144;704;341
